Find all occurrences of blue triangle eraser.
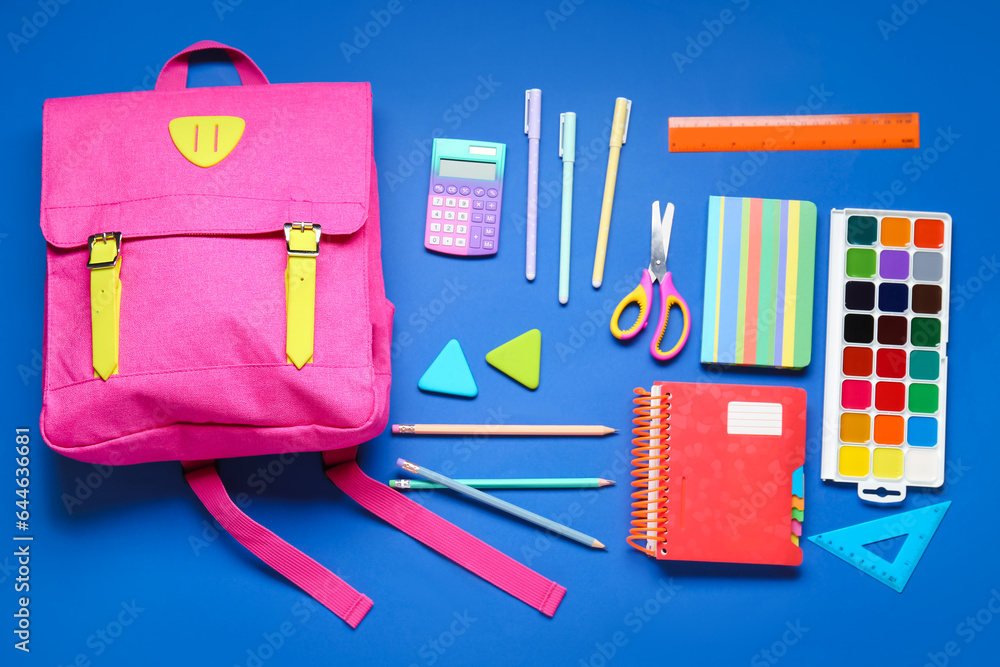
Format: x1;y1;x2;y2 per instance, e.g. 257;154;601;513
418;339;478;398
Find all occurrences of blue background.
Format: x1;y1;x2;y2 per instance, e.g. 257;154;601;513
3;1;999;665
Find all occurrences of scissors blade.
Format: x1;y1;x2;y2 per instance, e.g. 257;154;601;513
660;202;675;260
649;201;670;281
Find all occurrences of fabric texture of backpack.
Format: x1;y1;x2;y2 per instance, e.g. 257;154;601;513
39;41;565;627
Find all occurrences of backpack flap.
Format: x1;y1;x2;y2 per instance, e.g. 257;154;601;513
39;43;387;465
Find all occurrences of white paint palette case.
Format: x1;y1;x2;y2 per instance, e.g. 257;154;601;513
820;208;951;502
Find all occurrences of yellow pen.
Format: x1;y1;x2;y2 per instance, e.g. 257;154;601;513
592;96;632;289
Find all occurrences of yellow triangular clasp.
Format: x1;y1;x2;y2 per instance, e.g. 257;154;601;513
168;116;245;167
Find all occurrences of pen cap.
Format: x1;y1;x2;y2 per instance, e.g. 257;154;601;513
610;97;632;147
559;112;576;162
525;88;542;138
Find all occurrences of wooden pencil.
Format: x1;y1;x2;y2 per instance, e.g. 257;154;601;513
389;478;615;490
392;424;617;436
396;459;605;549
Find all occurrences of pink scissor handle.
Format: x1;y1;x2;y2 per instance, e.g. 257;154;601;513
650;272;691;361
155;41;269;91
611;270;654;340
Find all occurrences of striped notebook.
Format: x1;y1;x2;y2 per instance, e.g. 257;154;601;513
701;196;817;369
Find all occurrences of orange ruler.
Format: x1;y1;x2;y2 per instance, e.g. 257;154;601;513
668;113;920;152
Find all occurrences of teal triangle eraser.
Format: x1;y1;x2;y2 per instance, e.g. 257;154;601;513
418;339;478;398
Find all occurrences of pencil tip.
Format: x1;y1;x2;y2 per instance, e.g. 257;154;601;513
592;539;605;549
599;479;615;487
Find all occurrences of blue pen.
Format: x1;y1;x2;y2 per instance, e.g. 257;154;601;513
558;112;576;305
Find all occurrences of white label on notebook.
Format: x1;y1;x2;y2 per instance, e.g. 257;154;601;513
727;402;783;436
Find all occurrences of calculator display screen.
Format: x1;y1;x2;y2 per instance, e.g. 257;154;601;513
439;159;496;181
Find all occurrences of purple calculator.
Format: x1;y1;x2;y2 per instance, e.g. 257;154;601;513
425;138;506;257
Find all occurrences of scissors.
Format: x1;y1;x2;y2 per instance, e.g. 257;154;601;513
610;201;691;361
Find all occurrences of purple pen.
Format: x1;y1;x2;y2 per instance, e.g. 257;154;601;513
524;88;541;281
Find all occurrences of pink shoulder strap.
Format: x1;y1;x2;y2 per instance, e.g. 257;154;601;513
183;459;566;625
183;463;372;628
326;460;566;617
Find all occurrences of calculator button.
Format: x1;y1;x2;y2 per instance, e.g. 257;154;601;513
445;198;457;207
457;211;469;221
431;210;442;219
457;225;468;234
444;224;454;233
485;213;497;224
446;185;458;195
430;223;441;232
487;188;498;198
470;227;482;248
442;236;453;246
455;238;467;247
428;235;440;245
432;196;443;206
444;211;456;220
484;226;496;237
474;187;486;197
458;199;470;208
472;200;484;210
483;239;495;250
459;186;471;196
471;213;484;223
433;184;445;194
485;201;497;211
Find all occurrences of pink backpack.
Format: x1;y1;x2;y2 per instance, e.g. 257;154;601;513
39;41;565;627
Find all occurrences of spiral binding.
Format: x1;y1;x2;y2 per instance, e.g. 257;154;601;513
627;387;670;556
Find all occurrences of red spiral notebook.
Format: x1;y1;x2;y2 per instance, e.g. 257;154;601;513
628;382;805;566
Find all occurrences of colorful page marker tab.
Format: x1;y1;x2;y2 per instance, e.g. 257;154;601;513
486;329;541;390
791;465;804;545
701;196;817;369
808;501;950;592
792;466;804;497
418;339;478;398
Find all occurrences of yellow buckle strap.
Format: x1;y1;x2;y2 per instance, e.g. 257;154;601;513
284;222;320;369
88;232;122;380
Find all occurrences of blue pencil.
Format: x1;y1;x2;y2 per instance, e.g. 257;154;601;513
396;459;605;549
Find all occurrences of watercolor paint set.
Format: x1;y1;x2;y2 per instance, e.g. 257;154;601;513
820;208;951;502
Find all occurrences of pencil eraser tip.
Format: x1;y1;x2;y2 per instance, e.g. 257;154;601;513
391;425;399;434
592;279;602;289
395;458;405;467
